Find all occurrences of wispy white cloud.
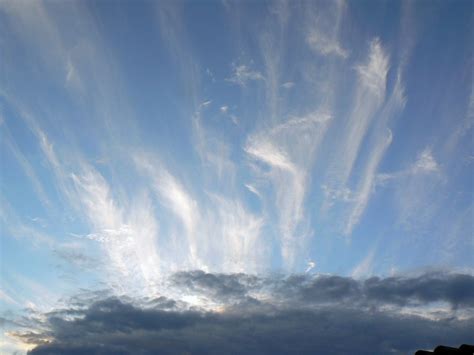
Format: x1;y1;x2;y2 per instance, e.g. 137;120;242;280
71;168;132;280
307;31;348;58
281;81;295;89
356;39;390;97
182;89;266;273
344;129;393;235
377;146;443;236
316;41;411;237
270;112;331;134
245;111;331;268
1;95;62;173
244;183;262;199
323;39;390;216
0;0;67;76
71;163;161;295
207;194;265;273
341;39;389;179
412;148;439;174
153;171;200;267
156;1;201;106
305;260;316;273
343;73;406;235
0;289;20;307
200;100;212;108
227;64;264;87
377;147;440;185
352;248;376;279
0;195;55;248
245;139;296;173
321;185;354;207
64;55;83;92
305;0;347;59
192;109;238;183
268;0;290;27
134;151;266;273
1;124;51;208
218;105;238;125
5;272;60;312
37;129;60;169
134;154;202;270
220;105;228;113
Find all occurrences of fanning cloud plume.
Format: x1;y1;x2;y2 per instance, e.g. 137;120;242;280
1;1;473;353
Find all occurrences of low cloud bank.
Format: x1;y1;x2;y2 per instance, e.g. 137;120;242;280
11;271;474;354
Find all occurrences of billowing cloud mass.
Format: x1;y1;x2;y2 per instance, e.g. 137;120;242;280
0;0;473;354
6;271;473;354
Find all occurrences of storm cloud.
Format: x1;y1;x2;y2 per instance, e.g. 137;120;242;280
11;271;474;354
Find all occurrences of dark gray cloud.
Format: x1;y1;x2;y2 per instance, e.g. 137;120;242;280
171;270;261;300
363;273;474;308
15;271;474;354
171;270;474;309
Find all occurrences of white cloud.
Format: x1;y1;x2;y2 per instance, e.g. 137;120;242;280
321;185;354;206
321;47;408;236
37;129;60;169
192;111;237;182
156;2;201;106
377;147;440;185
271;112;331;134
305;0;347;59
344;73;405;235
134;155;201;270
1;202;62;262
412;148;439;174
188;101;267;272
351;248;376;279
2;126;51;208
356;39;389;97
205;67;216;82
305;260;316;273
0;289;20;307
218;105;239;125
64;55;83;92
200;100;212;108
0;0;68;77
245;183;262;199
344;129;393;235
5;272;60;313
245;139;296;173
307;31;348;58
281;81;295;89
207;194;264;273
326;38;390;193
134;151;267;273
71;164;161;295
376;146;442;235
227;64;264;87
71;168;132;282
245;111;331;269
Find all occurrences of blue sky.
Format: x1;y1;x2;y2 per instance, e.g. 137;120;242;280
0;1;473;353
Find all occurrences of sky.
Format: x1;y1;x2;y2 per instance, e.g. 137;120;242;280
0;0;473;354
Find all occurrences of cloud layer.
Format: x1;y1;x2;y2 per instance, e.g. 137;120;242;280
6;271;473;354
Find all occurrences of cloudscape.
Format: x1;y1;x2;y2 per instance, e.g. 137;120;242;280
0;1;472;354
